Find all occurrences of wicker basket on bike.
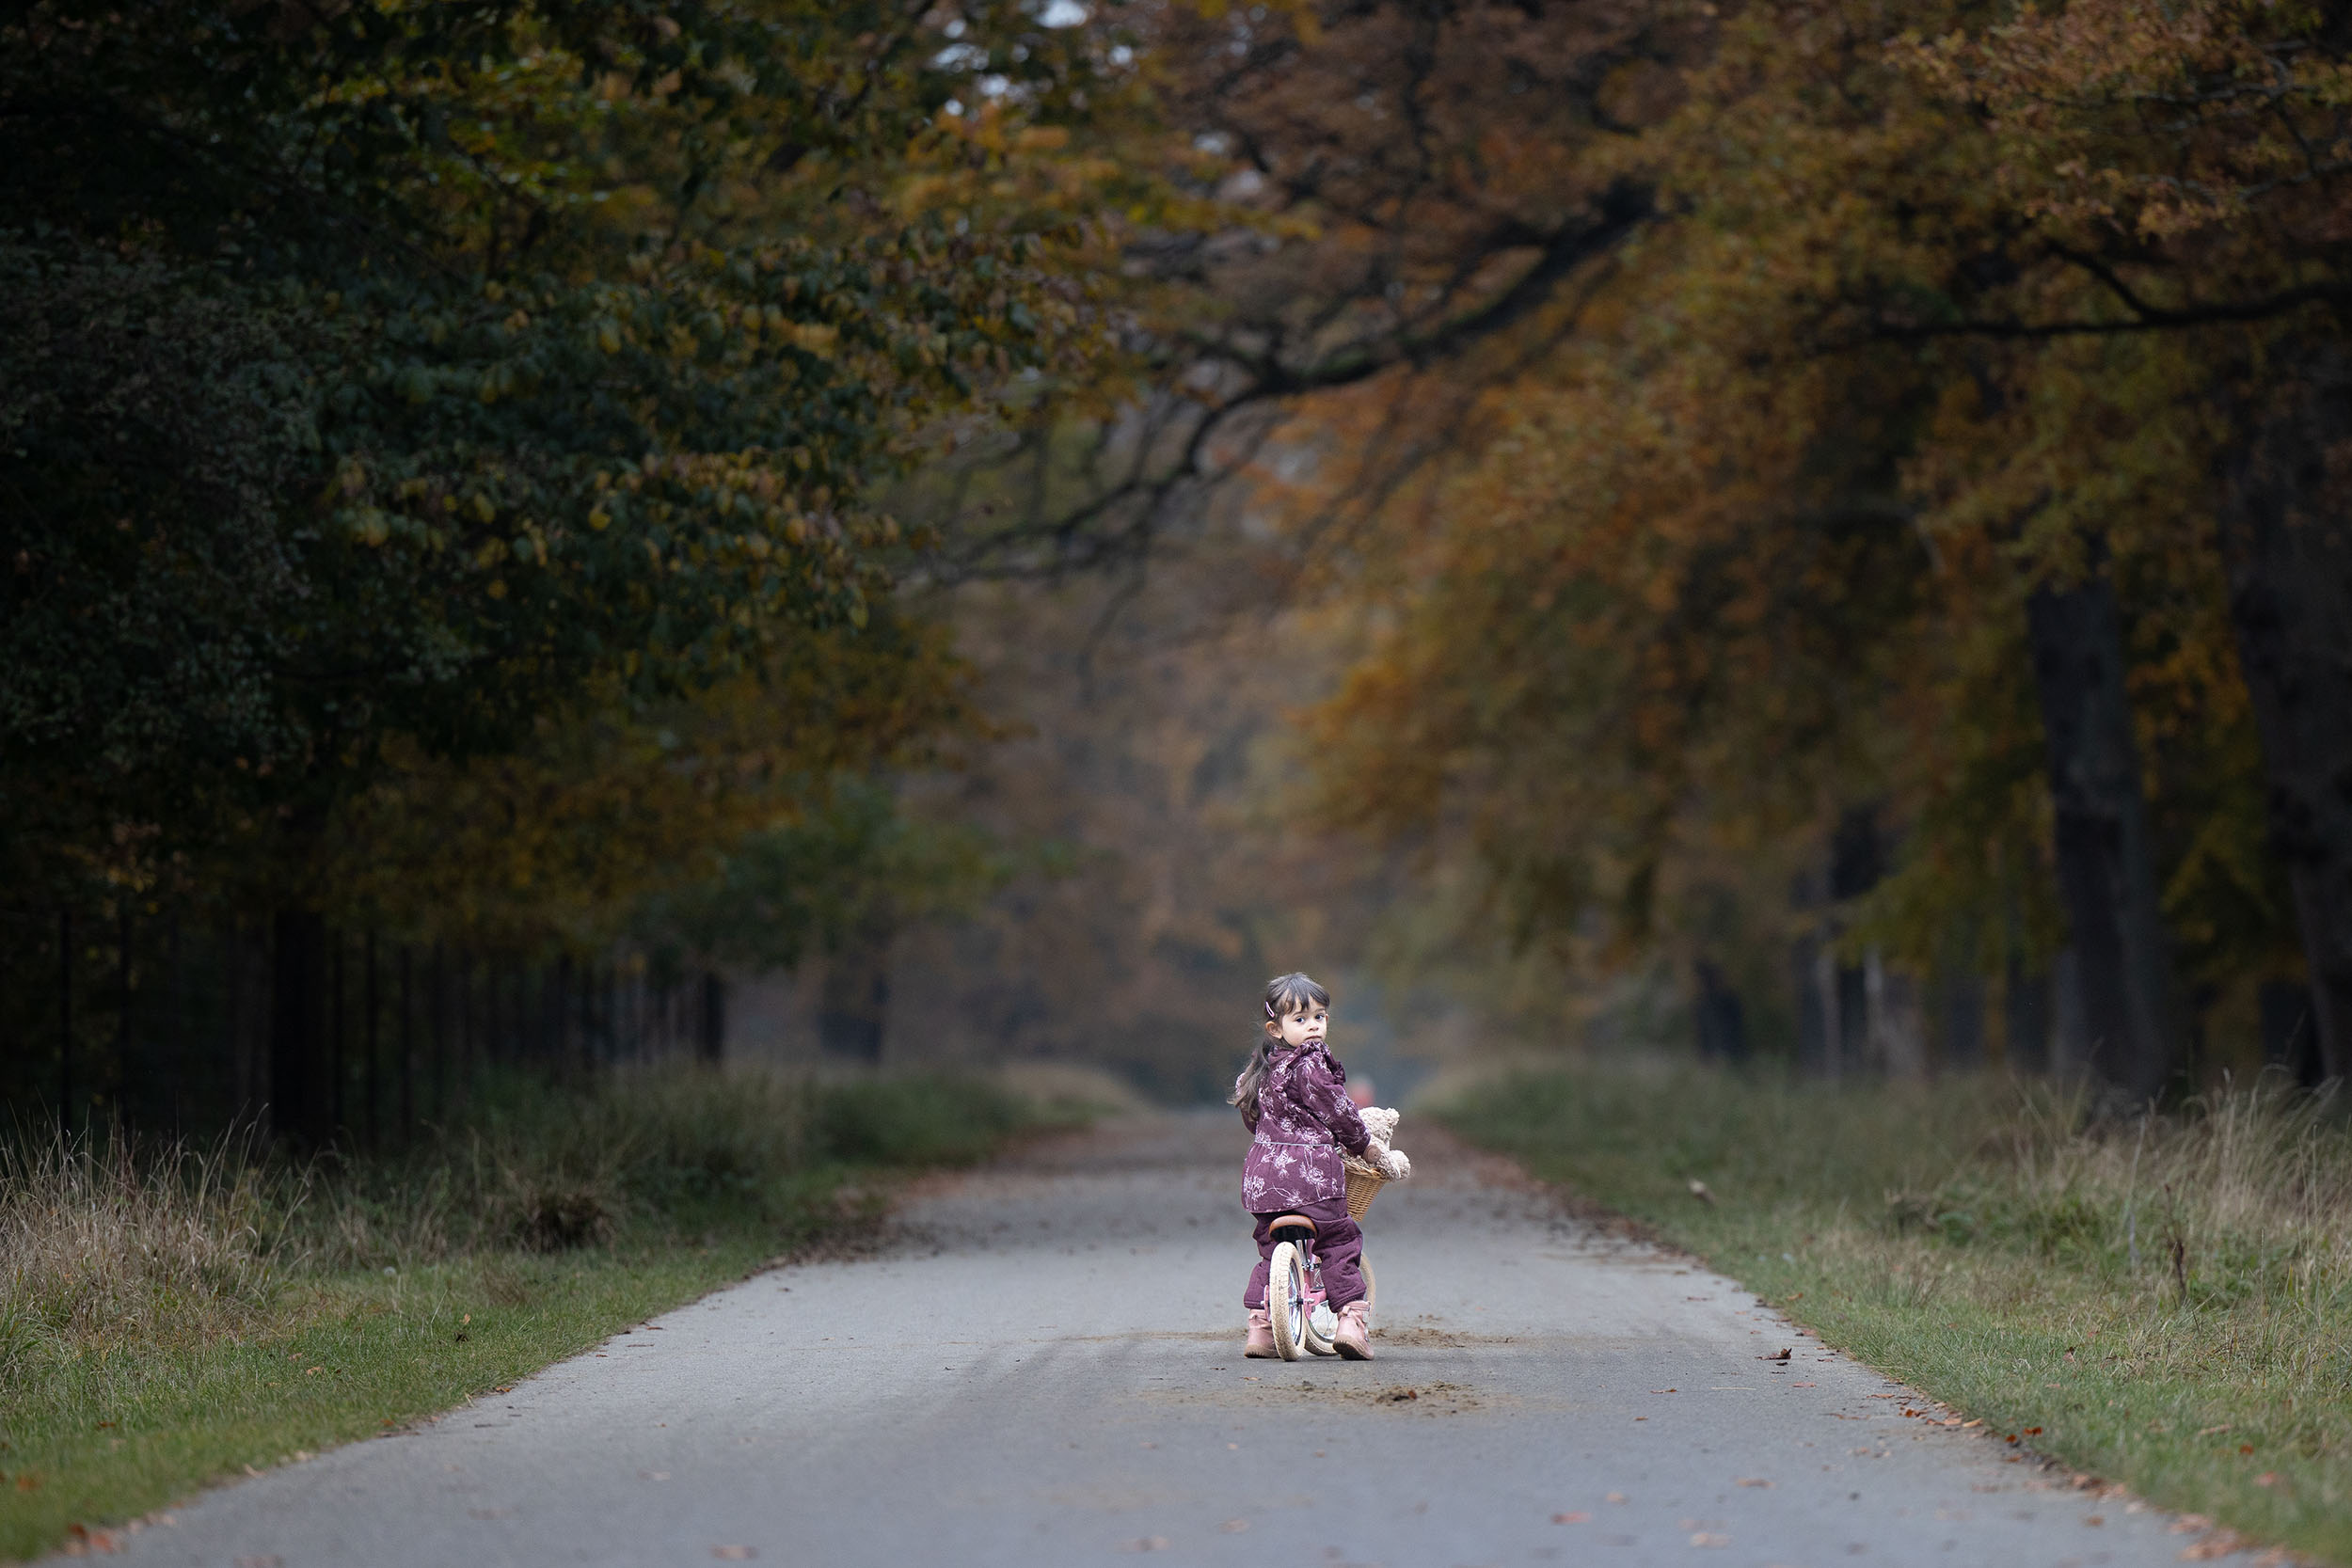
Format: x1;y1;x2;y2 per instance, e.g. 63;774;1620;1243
1342;1150;1390;1220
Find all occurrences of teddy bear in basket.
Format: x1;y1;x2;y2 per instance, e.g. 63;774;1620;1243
1359;1105;1412;1181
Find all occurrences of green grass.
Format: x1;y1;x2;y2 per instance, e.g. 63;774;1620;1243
1439;1063;2352;1564
0;1066;1084;1560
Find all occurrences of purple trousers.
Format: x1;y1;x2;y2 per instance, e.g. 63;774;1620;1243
1242;1197;1365;1310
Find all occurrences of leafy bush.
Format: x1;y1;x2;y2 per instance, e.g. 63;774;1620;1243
807;1075;1033;1167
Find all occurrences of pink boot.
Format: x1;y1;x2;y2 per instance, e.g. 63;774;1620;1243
1333;1299;1373;1360
1245;1307;1278;1358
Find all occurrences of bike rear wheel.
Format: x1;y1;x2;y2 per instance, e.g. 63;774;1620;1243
1267;1240;1308;1361
1304;1294;1338;1356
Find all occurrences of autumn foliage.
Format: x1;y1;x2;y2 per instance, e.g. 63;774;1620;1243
1157;0;2352;1090
8;0;2352;1117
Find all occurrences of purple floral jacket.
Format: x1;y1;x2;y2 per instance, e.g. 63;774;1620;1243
1238;1041;1372;1212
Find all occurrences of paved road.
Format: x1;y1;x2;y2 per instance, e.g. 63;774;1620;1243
80;1112;2229;1567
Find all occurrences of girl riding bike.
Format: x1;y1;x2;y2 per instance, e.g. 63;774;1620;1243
1232;973;1408;1360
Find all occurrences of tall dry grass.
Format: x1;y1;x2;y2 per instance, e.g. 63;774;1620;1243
1448;1062;2352;1311
0;1063;1054;1372
0;1129;285;1371
1950;1077;2352;1303
1444;1062;2352;1554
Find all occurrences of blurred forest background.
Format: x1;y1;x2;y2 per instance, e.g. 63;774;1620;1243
7;0;2352;1140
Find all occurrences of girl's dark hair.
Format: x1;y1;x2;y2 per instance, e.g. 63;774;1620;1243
1230;972;1331;1118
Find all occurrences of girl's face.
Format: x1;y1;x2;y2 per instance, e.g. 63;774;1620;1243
1268;997;1328;1050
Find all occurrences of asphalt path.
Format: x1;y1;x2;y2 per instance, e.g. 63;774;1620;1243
72;1111;2233;1567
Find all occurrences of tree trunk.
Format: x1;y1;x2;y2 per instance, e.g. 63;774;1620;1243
1827;804;1882;1075
818;914;893;1064
2219;354;2352;1082
2025;543;2181;1101
57;907;74;1138
1937;966;1985;1071
1693;958;1748;1061
1865;950;1928;1080
2001;948;2049;1075
1794;933;1835;1076
2260;979;2321;1085
698;971;727;1063
1811;944;1843;1081
269;910;328;1148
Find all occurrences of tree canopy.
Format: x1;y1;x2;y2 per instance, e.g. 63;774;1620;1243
9;0;2352;1112
3;0;1133;940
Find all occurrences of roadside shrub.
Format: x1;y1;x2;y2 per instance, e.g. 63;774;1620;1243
807;1074;1030;1167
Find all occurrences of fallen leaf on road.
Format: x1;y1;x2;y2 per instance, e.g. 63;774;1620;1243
2085;1516;2105;1527
2025;1427;2043;1436
1736;1478;1772;1488
2169;1515;2213;1534
1690;1532;1730;1547
1219;1520;1248;1533
1606;1493;1628;1503
232;1558;281;1568
710;1548;755;1561
1761;1349;1791;1362
1650;1388;1678;1394
2180;1531;2246;1561
2239;1444;2255;1455
1120;1538;1170;1552
1791;1383;1817;1388
1551;1512;1590;1524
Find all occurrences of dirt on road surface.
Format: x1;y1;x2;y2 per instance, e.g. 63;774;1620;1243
69;1111;2226;1566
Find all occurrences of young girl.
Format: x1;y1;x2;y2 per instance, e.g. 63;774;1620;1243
1232;972;1406;1360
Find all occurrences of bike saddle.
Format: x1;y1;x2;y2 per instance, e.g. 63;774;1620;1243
1267;1212;1318;1237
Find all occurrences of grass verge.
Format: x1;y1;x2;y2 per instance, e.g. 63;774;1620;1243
0;1065;1093;1561
1438;1063;2352;1565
